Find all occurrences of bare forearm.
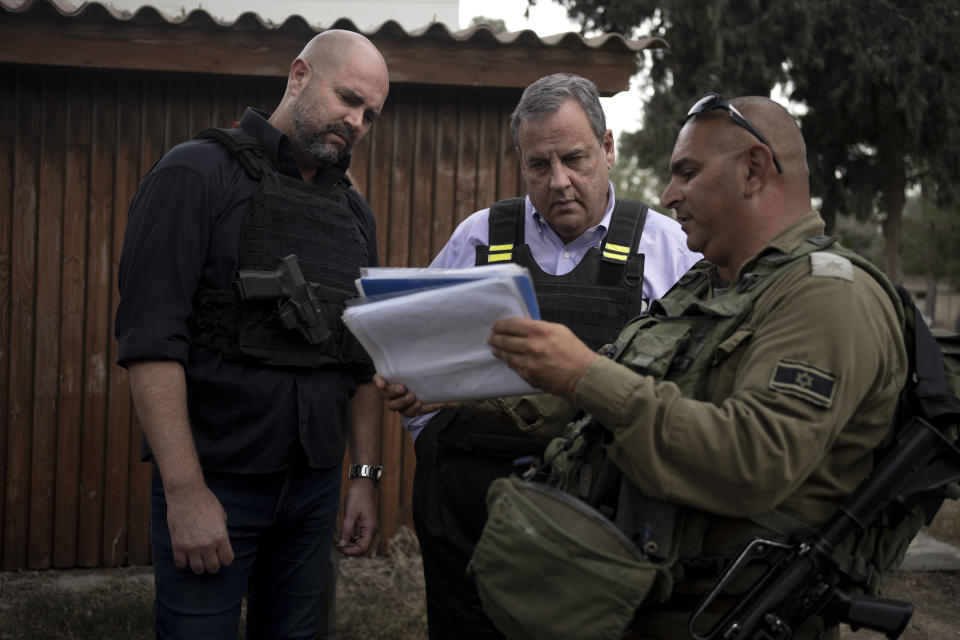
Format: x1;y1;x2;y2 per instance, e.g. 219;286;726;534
128;360;204;494
347;381;381;465
128;360;233;572
338;381;382;555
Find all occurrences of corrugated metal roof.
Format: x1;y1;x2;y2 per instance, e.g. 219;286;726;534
0;0;666;53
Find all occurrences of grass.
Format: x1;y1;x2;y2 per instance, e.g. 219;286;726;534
334;526;428;640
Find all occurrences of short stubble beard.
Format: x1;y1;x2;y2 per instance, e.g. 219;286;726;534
290;100;354;167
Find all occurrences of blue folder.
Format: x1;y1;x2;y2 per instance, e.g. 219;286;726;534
355;270;540;320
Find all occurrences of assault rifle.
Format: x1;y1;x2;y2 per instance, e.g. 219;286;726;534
690;416;960;640
235;254;331;345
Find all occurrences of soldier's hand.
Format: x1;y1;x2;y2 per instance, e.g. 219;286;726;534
489;318;598;398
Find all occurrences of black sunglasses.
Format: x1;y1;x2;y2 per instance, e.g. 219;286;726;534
683;93;783;173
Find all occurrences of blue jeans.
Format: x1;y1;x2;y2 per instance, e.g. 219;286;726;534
151;461;342;640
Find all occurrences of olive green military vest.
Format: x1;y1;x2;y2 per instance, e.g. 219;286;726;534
559;234;904;575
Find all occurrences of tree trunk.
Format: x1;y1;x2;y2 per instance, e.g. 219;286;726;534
820;207;836;236
923;218;939;326
925;272;938;326
880;133;906;284
880;196;904;285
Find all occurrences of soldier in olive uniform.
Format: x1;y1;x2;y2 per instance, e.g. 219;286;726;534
378;95;907;639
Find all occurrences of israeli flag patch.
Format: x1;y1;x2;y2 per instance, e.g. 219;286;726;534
769;358;837;408
810;252;853;281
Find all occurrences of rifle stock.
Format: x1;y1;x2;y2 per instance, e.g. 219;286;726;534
824;590;912;638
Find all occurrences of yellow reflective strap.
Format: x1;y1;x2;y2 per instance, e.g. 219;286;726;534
603;253;628;262
602;251;628;262
489;244;514;252
604;242;631;254
488;253;513;262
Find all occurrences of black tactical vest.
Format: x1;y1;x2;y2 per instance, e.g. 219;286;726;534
430;198;651;458
189;127;372;369
475;197;649;351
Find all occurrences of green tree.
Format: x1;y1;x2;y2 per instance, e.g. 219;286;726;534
788;1;960;283
469;15;509;34
535;0;960;283
902;195;960;289
901;187;960;321
609;154;672;216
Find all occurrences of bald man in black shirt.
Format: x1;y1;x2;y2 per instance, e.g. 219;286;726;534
115;30;389;638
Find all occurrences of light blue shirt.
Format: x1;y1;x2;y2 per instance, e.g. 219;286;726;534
405;182;701;439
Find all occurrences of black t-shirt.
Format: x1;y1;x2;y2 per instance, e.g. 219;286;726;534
115;108;378;472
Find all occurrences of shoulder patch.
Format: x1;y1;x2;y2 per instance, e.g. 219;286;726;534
810;252;853;281
769;358;837;409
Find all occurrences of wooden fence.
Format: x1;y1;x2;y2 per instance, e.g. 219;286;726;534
0;63;523;569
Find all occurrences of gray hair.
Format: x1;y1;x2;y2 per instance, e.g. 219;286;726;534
509;73;607;147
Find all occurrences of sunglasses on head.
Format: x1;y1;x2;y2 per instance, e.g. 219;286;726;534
683;93;783;174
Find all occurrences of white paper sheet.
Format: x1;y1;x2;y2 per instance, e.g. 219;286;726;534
342;273;542;403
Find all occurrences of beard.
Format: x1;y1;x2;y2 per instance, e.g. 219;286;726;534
290;101;355;167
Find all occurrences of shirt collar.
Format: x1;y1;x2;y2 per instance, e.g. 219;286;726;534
761;210;827;255
725;210;827;286
529;181;616;244
239;108;289;174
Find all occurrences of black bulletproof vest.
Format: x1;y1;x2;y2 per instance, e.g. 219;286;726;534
475;197;649;351
431;198;651;459
189;127;371;368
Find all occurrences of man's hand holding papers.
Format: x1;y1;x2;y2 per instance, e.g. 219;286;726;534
374;313;599;419
487;317;599;398
372;374;457;418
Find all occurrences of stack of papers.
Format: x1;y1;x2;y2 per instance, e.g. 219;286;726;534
342;264;542;403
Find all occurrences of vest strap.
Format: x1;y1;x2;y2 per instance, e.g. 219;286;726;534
477;197;524;264
477;197;648;280
598;199;648;288
197;127;275;180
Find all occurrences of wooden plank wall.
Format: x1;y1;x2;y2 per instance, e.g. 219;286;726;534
0;63;523;569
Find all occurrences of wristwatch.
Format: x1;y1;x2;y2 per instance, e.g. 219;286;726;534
348;464;383;488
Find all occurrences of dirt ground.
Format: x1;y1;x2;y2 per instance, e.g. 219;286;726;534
0;524;958;639
838;570;960;639
0;527;429;640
